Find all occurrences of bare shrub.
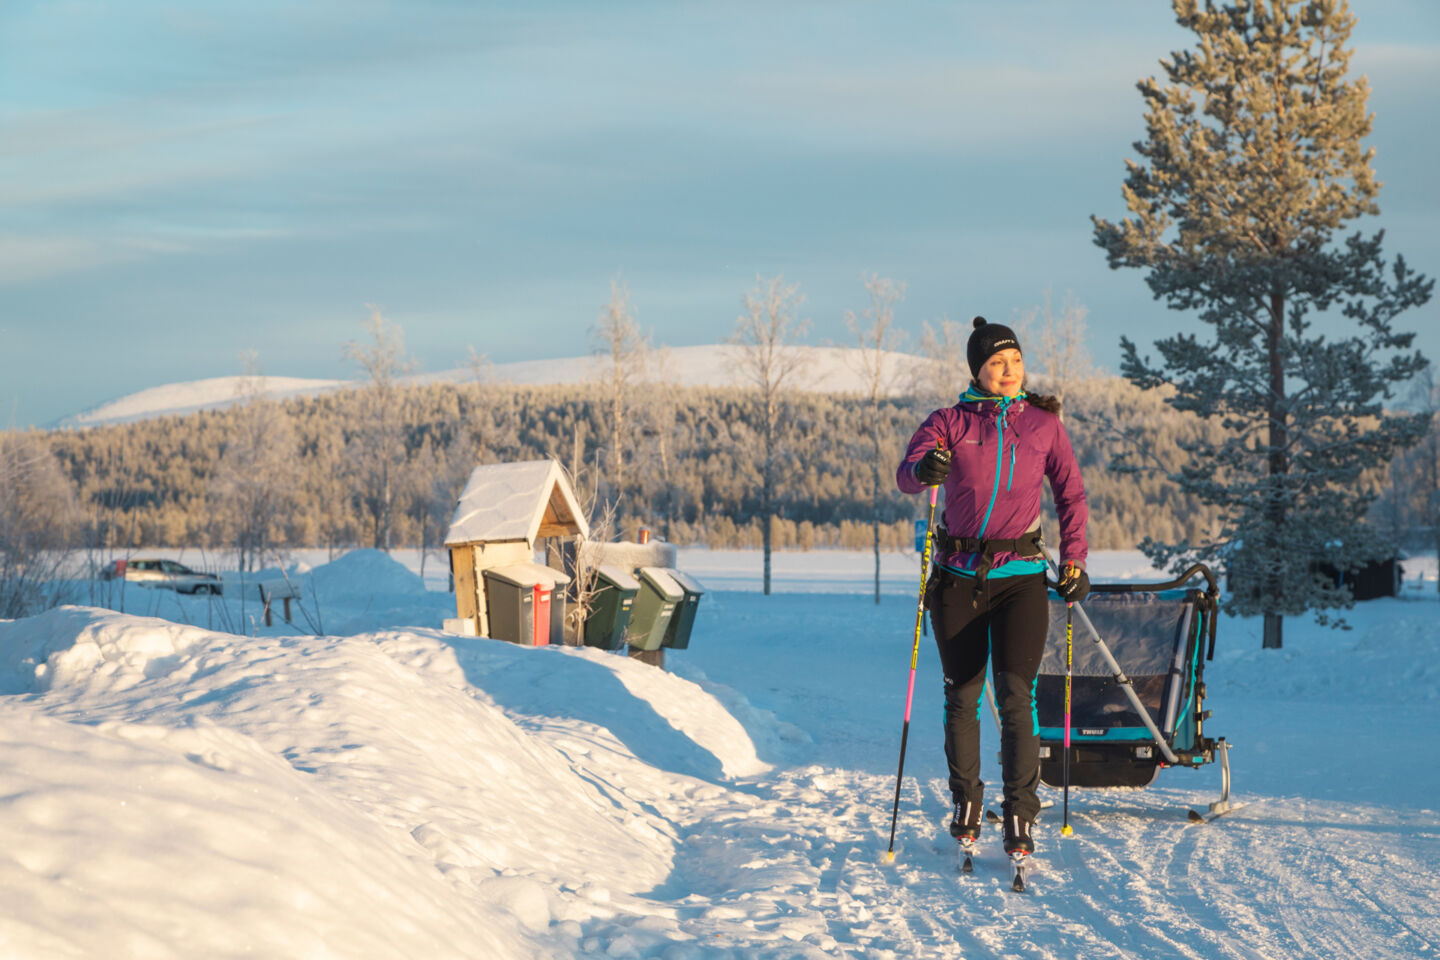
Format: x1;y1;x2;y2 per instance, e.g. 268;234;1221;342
0;431;79;618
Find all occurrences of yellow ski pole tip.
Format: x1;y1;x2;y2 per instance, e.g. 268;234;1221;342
1061;824;1074;837
882;849;896;865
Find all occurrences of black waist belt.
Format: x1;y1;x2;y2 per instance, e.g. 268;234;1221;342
935;527;1045;588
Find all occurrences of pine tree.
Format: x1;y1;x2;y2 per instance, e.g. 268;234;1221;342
1093;0;1432;648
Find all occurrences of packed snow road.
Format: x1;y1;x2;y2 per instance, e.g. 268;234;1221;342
650;575;1439;959
0;548;1436;958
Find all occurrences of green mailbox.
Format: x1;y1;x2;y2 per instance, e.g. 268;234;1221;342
583;564;640;651
625;566;684;652
661;569;705;649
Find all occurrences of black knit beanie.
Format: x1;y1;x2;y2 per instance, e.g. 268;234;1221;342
966;316;1022;378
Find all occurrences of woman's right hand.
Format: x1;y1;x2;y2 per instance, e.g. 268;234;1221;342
915;447;952;486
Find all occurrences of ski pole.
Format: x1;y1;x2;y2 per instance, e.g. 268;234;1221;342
1061;602;1074;837
885;481;939;863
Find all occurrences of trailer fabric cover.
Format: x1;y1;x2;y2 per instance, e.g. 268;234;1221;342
1035;591;1197;741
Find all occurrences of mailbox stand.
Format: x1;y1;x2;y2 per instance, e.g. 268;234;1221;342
443;459;588;641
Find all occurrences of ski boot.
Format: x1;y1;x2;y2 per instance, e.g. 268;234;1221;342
950;800;982;874
1003;814;1035;892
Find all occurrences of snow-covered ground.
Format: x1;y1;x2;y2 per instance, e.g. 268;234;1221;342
3;548;1438;958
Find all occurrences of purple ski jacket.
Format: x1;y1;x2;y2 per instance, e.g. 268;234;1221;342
896;393;1089;573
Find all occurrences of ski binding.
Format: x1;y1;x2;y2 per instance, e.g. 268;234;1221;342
1008;851;1031;892
957;837;977;874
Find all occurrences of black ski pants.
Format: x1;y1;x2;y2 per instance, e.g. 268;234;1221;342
928;569;1048;824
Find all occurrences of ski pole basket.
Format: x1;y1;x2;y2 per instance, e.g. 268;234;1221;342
1036;564;1229;806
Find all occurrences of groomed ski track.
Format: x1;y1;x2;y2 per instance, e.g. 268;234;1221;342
563;766;1440;958
608;573;1440;960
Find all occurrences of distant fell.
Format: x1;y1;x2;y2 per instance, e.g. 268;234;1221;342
58;344;925;428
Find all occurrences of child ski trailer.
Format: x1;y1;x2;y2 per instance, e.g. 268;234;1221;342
895;317;1091;892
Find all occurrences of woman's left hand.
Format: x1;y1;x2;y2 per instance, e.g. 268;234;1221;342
1058;563;1090;604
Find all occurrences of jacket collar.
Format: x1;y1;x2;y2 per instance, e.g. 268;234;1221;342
959;384;1027;415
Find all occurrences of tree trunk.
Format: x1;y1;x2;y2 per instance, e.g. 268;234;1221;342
1262;292;1289;649
1263;613;1283;650
659;428;672;543
762;395;775;596
762;512;772;596
611;394;623;510
871;454;881;605
571;420;585;503
761;458;773;596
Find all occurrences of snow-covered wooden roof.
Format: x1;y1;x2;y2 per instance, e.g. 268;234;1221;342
444;459;589;547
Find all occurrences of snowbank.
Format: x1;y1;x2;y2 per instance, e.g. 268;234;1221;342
304;547;428;600
0;606;768;959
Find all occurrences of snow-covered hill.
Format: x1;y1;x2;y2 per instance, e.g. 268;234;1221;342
1;548;1437;958
56;345;928;428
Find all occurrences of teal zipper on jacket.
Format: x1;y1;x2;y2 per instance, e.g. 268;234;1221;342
959;387;1025;571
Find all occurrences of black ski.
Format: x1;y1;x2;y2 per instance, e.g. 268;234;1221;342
1187;802;1240;824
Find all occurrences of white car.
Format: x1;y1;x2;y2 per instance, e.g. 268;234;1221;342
103;558;224;595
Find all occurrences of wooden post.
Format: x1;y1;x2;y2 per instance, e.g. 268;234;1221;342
261;587;273;627
283;596;292;624
452;545;479;635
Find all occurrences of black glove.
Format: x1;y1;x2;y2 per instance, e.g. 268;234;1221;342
1057;563;1090;604
914;447;952;486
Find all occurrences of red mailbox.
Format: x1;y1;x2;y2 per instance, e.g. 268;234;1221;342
483;563;566;647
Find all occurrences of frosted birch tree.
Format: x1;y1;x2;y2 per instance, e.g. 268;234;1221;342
591;279;649;513
917;317;968;408
343;306;415;552
0;431;77;617
1015;290;1096;414
730;275;810;596
845;274;906;604
209;353;300;572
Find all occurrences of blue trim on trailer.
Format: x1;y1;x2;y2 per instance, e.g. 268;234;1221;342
1038;727;1157;742
1175;607;1205;751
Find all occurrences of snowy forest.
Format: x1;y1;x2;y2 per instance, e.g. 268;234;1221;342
3;364;1429;561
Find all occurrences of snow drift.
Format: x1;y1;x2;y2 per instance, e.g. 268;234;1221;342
0;604;765;959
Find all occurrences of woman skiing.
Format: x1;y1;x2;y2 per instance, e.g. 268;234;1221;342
895;317;1090;867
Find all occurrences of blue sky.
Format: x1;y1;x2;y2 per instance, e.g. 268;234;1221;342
3;1;1437;427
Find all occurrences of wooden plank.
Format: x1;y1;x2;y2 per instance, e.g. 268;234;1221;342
537;484;581;538
452;545;478;623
